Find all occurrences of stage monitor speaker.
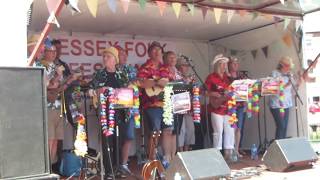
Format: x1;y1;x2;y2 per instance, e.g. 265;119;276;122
262;137;318;172
0;67;57;179
165;148;230;180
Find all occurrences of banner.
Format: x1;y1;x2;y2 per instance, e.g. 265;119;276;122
52;35;176;77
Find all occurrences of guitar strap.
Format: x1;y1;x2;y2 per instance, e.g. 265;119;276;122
60;90;67;118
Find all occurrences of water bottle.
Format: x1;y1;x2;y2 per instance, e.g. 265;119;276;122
251;144;258;160
174;172;182;180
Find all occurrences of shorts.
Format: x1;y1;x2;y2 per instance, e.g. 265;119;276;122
47;108;64;140
178;114;195;147
236;106;246;130
144;107;168;131
117;110;135;140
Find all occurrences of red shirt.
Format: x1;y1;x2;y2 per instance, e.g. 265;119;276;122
205;72;231;115
137;59;171;108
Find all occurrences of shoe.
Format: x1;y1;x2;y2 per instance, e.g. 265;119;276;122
161;159;170;169
119;164;132;175
104;174;114;180
115;171;127;179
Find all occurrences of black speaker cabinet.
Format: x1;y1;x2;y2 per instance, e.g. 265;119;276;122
262;137;318;172
165;148;230;180
0;67;58;179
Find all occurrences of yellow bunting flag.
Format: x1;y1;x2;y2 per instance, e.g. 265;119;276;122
214;8;223;24
120;0;130;14
186;3;195;16
156;1;167;16
85;0;99;17
282;32;292;47
172;3;182;19
227;10;234;24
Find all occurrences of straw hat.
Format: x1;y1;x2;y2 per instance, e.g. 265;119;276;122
102;46;119;63
211;54;229;66
27;34;40;46
279;56;294;69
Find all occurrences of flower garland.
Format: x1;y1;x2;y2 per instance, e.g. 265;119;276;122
252;82;260;115
129;85;141;128
192;84;201;123
279;79;285;117
247;84;253;118
163;86;174;125
100;88;115;137
227;86;238;126
74;114;88;157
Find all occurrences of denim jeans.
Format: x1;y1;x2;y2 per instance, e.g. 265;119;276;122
270;108;290;139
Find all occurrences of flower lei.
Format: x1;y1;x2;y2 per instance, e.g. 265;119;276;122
129;85;141;128
252;82;260;115
192;84;201;123
279;79;285;117
71;86;88;156
100;88;115;137
163;85;174;125
74;114;88;157
227;86;238;126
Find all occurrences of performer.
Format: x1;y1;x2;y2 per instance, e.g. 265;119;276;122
88;47;130;179
162;51;181;161
137;41;171;168
205;54;234;160
115;46;137;175
269;56;301;140
176;57;196;152
228;57;247;158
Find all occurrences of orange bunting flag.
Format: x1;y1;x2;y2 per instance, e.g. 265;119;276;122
120;0;130;14
156;1;167;16
172;3;182;18
282;32;292;47
262;13;273;20
238;10;247;17
214;8;223;24
227;10;234;24
85;0;99;17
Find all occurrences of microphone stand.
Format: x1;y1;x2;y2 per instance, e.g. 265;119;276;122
288;76;303;137
182;55;211;148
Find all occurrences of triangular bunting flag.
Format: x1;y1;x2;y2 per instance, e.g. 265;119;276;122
156;1;167;16
251;50;258;59
295;20;302;32
239;10;247;17
252;12;259;21
120;0;130;14
230;49;237;56
214;8;223;24
201;7;208;20
138;0;146;10
85;0;99;17
47;11;60;28
68;0;81;13
172;3;182;18
227;10;234;24
46;0;59;13
187;3;195;16
284;18;291;30
262;46;268;58
282;32;292;47
280;0;285;5
108;0;117;13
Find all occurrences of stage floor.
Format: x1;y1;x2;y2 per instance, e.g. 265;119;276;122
62;154;320;180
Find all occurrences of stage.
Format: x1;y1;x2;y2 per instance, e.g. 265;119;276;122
60;153;320;180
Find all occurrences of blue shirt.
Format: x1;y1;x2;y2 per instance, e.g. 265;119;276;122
269;70;293;109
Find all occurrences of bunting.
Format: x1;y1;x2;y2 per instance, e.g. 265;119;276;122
120;0;130;14
108;0;117;13
156;1;167;16
47;11;60;28
68;0;81;13
295;20;302;32
238;10;247;17
227;10;234;24
280;0;285;5
262;46;268;58
282;32;292;47
138;0;146;10
251;50;258;59
252;12;259;21
201;7;208;20
46;0;59;13
284;18;291;30
187;3;195;16
85;0;99;17
214;8;223;24
172;3;182;18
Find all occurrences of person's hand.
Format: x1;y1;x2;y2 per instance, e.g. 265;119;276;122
156;78;169;87
88;89;97;97
56;65;65;76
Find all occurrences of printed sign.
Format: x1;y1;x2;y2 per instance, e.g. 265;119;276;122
171;92;191;114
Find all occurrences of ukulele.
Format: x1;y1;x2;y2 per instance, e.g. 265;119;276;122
141;131;165;180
